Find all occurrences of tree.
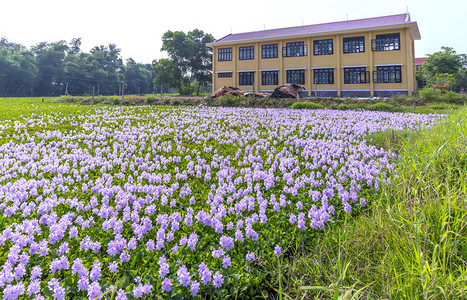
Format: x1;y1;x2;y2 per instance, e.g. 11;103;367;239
152;58;179;91
160;29;214;95
31;41;69;96
125;58;155;94
187;29;215;95
88;44;125;95
417;47;467;91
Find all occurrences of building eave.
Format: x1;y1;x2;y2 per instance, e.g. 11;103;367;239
207;22;420;48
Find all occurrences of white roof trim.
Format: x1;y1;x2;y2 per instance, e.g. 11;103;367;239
284;68;306;70
311;67;335;69
259;69;279;72
374;64;403;67
216;71;233;73
374;89;408;91
341;90;371;92
237;70;255;72
342;65;367;68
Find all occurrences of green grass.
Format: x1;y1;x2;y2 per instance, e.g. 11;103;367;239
267;108;467;299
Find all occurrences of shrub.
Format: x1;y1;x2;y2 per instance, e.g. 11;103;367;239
369;103;400;112
163;98;172;105
419;87;441;102
111;96;121;105
146;95;157;105
219;94;240;107
290;102;324;110
428;103;450;110
442;90;460;103
171;99;181;106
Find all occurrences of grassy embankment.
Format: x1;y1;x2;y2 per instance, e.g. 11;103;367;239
47;94;467;114
268;108;467;299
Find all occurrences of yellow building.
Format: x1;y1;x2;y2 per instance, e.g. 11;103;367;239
207;13;421;97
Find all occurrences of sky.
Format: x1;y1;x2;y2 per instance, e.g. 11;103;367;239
1;0;466;64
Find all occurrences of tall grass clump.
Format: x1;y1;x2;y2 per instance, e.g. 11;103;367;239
270;109;467;299
290;102;324;110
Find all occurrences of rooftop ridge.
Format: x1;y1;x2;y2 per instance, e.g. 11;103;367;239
214;13;411;44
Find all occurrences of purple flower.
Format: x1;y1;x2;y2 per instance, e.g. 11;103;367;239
120;250;130;263
190;280;200;296
187;232;198;250
133;284;144;298
14;264;26;280
213;272;223;288
27;280;41;296
246;252;255;261
360;198;366;207
198;262;211;285
235;229;243;241
177;265;191;287
52;286;65;300
109;261;118;273
274;245;282;257
146;239;155;251
161;278;172;292
116;289;127;300
78;277;89;291
87;282;102;300
212;247;225;258
219;235;235;251
289;213;297;224
3;282;25;300
158;262;169;279
90;260;101;281
58;242;69;254
222;255;231;268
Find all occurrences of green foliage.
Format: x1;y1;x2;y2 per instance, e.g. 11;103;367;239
159;29;215;95
125;58;155;95
0;37;154;97
170;98;181;106
273;108;467;299
419;87;442;102
368;102;401;112
426;72;457;88
152;58;180;91
111;95;121;105
290;102;324;109
145;94;157;104
219;94;241;107
417;46;467;92
442;90;457;102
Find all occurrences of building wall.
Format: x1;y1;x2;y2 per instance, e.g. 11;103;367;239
212;27;417;97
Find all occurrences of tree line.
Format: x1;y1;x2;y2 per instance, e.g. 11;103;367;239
0;37;156;97
0;29;215;97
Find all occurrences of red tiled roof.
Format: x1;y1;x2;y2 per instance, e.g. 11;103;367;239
215;13;411;44
415;57;426;65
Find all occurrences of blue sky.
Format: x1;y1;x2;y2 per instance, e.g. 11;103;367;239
1;0;466;63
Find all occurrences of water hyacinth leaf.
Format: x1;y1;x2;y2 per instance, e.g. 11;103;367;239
120;277;130;289
0;104;442;298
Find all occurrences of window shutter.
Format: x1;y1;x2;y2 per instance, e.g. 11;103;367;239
373;71;378;83
304;45;308;56
282;47;286;57
371;39;376;51
366;71;370;83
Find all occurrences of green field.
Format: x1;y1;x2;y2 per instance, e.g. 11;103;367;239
0;97;465;299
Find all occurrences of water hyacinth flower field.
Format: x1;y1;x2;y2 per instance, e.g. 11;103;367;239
0;103;443;299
